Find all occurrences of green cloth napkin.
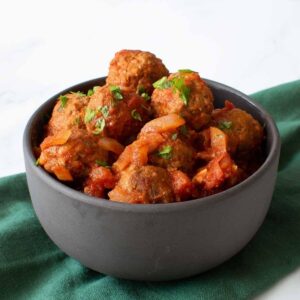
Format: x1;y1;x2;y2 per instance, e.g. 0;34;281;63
1;80;300;300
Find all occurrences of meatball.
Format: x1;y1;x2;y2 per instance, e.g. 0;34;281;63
39;129;108;180
212;101;264;156
151;71;214;130
84;166;116;198
169;169;195;201
85;85;151;142
148;133;196;173
106;50;169;94
47;92;89;135
112;115;188;175
108;166;174;204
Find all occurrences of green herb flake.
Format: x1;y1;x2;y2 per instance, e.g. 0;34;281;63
59;95;68;108
95;160;110;167
93;118;105;135
76;91;86;97
141;92;151;101
100;105;109;118
180;87;190;105
109;85;123;101
153;76;172;89
137;86;150;101
158;145;173;159
84;108;96;124
218;121;232;130
171;133;178;140
131;109;142;121
137;86;146;94
171;77;190;105
71;91;86;97
35;158;40;166
87;89;94;96
178;69;194;73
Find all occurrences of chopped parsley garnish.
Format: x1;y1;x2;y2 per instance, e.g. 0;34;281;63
141;92;150;101
171;133;178;140
109;85;123;101
218;121;232;130
95;160;110;167
76;91;86;97
100;105;109;118
59;95;68;108
71;91;85;97
84;108;96;123
35;158;40;166
131;109;142;121
93;118;105;135
153;76;172;89
171;76;190;105
178;69;194;73
158;145;173;159
137;86;150;101
153;75;190;105
87;89;94;96
137;86;146;94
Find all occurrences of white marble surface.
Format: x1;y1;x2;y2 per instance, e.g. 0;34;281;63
1;0;299;298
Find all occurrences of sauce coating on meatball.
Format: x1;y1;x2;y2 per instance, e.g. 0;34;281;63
151;71;214;130
85;85;152;142
47;92;89;136
212;101;264;156
39;129;108;180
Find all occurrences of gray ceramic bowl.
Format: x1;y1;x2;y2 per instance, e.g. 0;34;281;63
23;77;280;281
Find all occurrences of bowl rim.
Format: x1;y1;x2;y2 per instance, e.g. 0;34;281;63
23;77;281;213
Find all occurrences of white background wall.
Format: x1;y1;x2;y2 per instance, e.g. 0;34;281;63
0;0;299;298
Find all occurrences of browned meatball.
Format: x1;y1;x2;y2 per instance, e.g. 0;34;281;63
39;129;108;181
151;71;214;130
83;165;117;198
148;133;196;173
47;92;89;135
85;85;151;142
108;165;174;204
212;102;264;156
106;50;169;94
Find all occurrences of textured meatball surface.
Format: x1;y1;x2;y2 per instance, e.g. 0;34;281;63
85;85;151;142
106;50;169;93
83;166;117;198
47;93;89;135
39;129;108;180
108;165;174;204
212;105;264;156
148;133;196;173
151;71;214;130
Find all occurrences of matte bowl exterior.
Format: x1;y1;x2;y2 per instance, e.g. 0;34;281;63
23;78;280;281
